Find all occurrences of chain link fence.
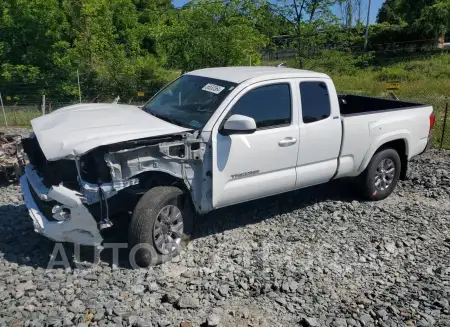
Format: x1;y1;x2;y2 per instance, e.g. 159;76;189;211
0;89;449;149
0;94;150;127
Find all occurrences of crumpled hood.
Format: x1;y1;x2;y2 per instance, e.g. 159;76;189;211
31;103;190;161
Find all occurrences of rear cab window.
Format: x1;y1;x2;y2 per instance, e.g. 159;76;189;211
299;81;331;124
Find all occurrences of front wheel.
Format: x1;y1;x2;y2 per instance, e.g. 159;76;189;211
359;148;401;201
128;186;193;267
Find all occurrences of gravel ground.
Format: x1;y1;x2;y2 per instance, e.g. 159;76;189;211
0;141;449;327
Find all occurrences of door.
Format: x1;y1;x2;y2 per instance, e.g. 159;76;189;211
212;81;299;208
295;79;342;188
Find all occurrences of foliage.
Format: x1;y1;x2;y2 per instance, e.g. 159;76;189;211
376;67;416;82
153;0;268;72
0;0;449;104
273;0;341;67
378;0;450;37
0;0;268;101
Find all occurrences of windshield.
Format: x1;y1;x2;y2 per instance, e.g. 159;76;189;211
143;75;238;129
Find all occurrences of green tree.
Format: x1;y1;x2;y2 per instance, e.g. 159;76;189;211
272;0;340;68
0;0;69;99
60;0;164;99
377;0;404;24
377;0;450;37
153;0;268;72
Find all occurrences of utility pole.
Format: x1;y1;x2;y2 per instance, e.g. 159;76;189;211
77;69;82;103
0;93;8;127
364;0;372;50
346;0;353;28
42;94;46;115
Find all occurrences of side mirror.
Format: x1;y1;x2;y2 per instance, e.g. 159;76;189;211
220;114;257;136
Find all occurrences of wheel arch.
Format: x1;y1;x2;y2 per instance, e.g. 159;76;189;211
136;170;185;190
360;137;409;180
132;170;197;215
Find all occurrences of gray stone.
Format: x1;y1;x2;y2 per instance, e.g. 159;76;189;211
333;318;347;327
420;312;436;325
94;309;105;321
15;290;24;299
84;274;98;281
218;285;229;296
207;313;221;327
435;299;449;309
384;242;397;254
275;297;287;306
239;307;250;319
132;284;146;294
68;300;85;313
359;314;373;326
128;315;138;325
177;295;200;309
301;317;320;327
239;281;248;291
162;292;179;304
376;309;388;319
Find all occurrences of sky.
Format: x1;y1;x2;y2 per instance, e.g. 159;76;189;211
172;0;385;24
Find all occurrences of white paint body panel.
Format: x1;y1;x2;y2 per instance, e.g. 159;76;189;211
31;103;189;160
295;78;342;188
211;79;300;207
338;106;433;177
20;170;103;246
214;127;299;207
187;66;329;84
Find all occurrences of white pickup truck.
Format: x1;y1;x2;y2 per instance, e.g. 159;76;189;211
20;66;435;267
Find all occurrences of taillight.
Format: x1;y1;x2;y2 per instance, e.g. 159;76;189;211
429;112;436;135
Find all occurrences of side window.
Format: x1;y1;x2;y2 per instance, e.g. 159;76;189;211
230;83;291;129
300;81;331;124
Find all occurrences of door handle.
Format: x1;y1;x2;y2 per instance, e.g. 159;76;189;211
278;137;297;147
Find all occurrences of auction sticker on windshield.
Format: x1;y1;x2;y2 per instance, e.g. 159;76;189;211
202;83;225;94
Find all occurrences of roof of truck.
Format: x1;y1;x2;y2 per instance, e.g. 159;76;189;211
186;66;329;84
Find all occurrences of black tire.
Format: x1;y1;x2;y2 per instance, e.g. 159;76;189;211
128;186;194;268
359;148;401;201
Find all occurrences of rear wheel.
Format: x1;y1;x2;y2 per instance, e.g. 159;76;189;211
359;148;401;201
128;186;193;267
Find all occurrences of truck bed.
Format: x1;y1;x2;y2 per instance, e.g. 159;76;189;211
338;94;425;116
335;102;433;180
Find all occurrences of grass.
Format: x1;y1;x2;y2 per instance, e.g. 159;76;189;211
0;107;41;127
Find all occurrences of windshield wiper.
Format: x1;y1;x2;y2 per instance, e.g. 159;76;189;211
148;111;186;128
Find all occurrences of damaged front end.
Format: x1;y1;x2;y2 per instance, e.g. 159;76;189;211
20;165;103;245
20;131;208;246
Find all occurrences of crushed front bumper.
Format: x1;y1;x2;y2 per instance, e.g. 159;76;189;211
20;165;103;246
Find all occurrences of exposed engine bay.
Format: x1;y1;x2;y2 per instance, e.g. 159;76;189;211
20;130;213;245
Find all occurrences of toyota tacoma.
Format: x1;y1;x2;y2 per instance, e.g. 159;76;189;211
20;66;435;267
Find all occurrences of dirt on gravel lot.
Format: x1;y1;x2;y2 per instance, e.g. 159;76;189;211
0;137;448;327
